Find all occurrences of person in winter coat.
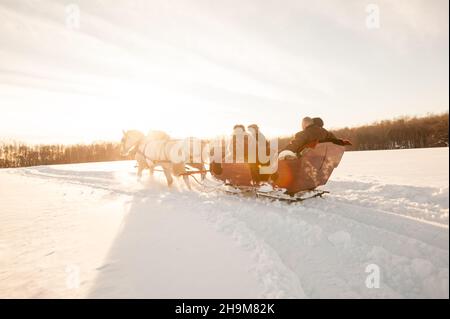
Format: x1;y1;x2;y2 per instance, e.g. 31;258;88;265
210;125;250;176
283;117;351;156
247;124;273;183
228;124;249;163
247;124;270;164
312;117;352;147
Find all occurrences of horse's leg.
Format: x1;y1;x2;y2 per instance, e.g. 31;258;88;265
145;160;156;182
176;163;191;190
162;163;174;187
183;174;191;190
200;163;206;181
148;165;154;177
137;161;145;180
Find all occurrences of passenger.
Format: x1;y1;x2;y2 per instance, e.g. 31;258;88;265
210;125;249;176
247;124;271;184
312;117;353;146
247;124;270;163
229;124;249;163
283;117;350;156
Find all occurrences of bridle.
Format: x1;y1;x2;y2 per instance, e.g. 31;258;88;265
121;133;145;157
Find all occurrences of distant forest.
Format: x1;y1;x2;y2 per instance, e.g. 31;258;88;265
0;143;128;168
332;112;448;150
1;113;448;168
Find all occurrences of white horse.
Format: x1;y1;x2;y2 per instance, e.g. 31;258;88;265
120;130;206;188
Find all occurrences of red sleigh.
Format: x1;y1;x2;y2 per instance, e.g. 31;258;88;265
211;142;345;195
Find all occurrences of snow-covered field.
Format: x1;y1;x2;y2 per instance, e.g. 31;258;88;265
0;148;448;299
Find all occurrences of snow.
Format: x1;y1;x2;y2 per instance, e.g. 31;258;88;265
0;147;448;298
328;231;352;248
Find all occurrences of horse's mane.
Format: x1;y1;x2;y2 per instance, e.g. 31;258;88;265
147;130;170;141
126;130;144;136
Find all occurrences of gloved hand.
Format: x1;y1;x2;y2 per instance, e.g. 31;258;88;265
342;140;352;146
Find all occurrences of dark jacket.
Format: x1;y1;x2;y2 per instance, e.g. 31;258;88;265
248;130;270;164
284;124;338;154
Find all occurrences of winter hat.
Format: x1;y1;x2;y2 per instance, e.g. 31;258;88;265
313;117;324;127
302;117;314;130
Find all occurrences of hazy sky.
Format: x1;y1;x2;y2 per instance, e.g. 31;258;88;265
0;0;448;143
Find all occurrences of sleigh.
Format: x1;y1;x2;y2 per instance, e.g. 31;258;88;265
210;142;346;200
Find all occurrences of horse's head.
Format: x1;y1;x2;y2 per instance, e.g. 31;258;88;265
120;130;130;156
120;130;144;156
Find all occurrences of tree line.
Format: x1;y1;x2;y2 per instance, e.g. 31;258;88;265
1;113;448;168
0;142;129;168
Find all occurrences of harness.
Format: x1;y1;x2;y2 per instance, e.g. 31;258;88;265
125;135;210;182
131;138;177;165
